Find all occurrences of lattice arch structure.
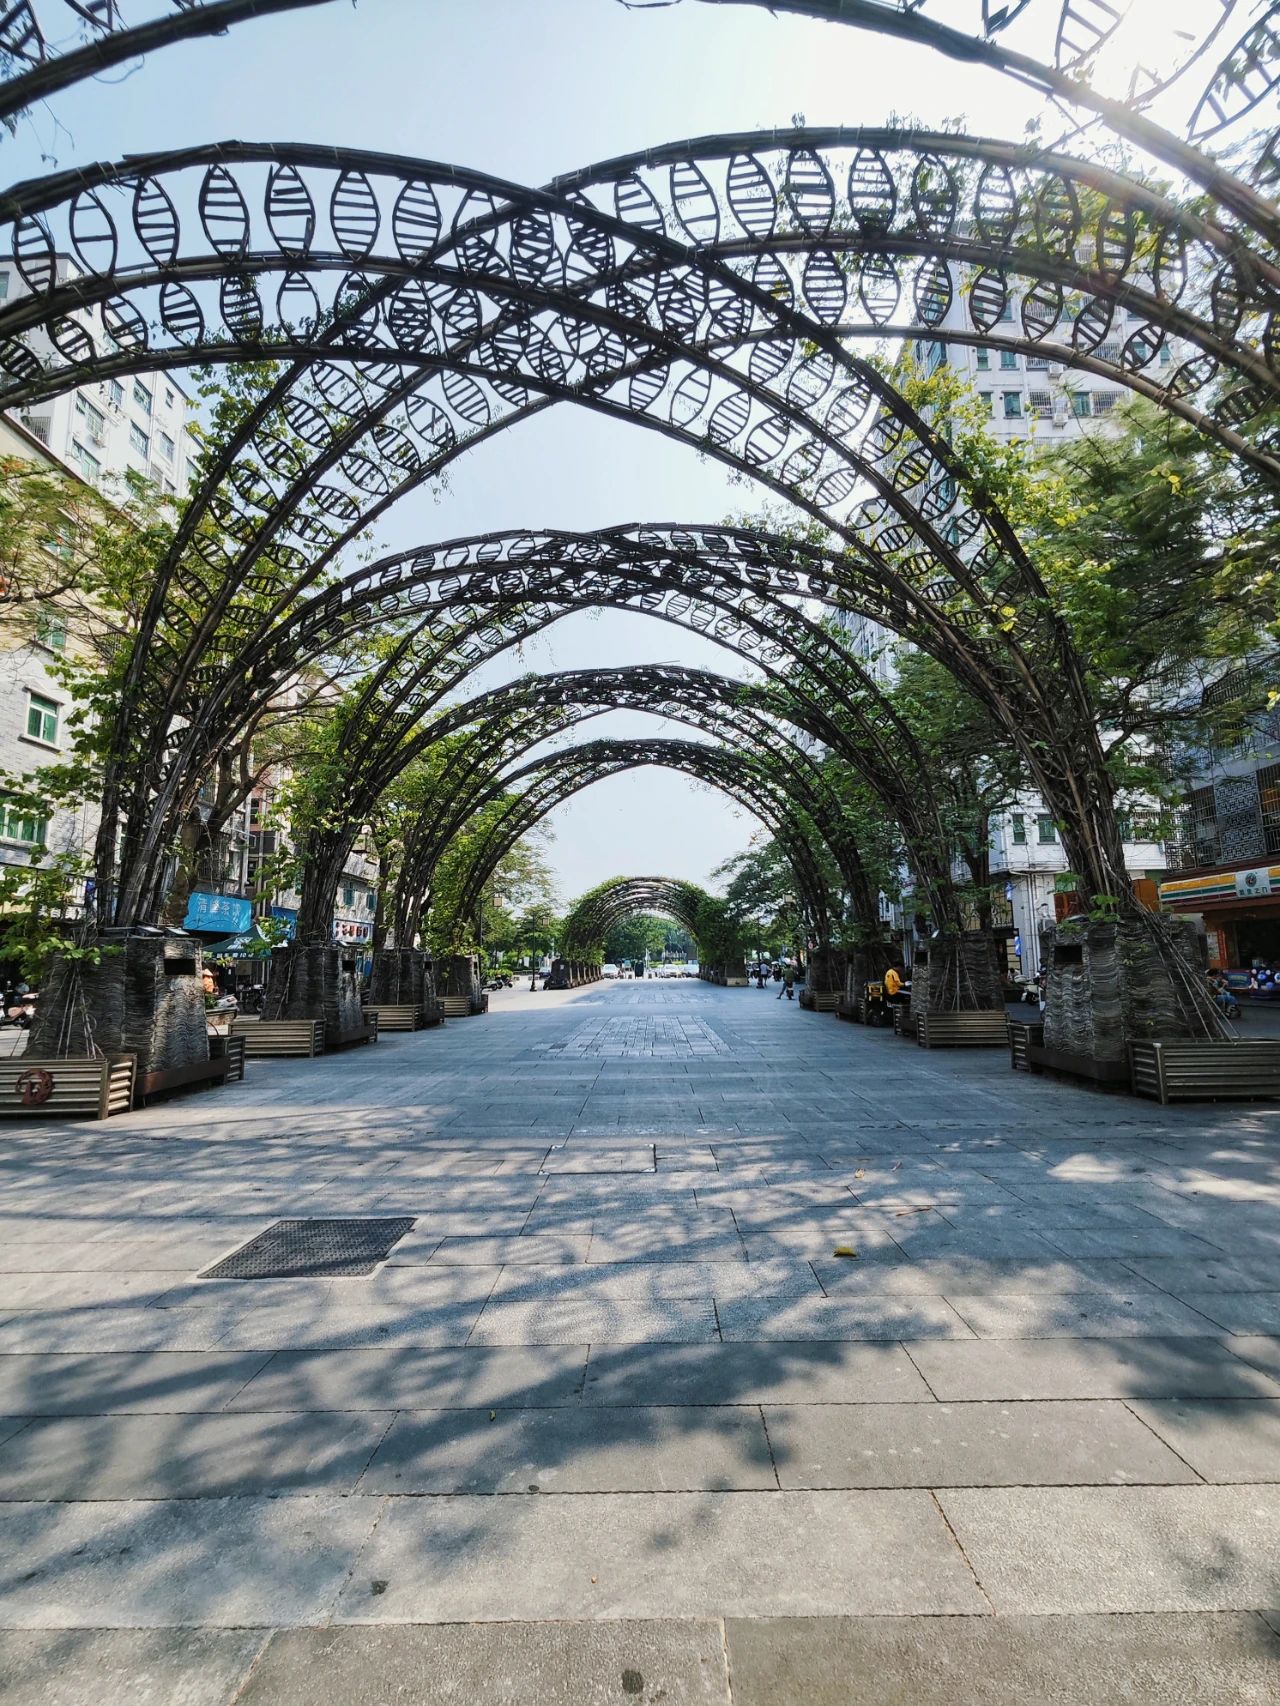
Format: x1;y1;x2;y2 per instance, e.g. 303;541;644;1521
296;663;867;951
430;739;838;966
7;131;1265;934
559;873;709;960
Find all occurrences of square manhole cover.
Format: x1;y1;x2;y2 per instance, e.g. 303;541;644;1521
200;1218;416;1280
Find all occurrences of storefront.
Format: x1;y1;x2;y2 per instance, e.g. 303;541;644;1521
1159;863;1280;978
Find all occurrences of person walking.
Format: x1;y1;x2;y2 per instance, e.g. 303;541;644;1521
777;965;795;1000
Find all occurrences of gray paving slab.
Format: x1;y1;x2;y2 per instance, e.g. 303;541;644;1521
0;1273;186;1309
904;1336;1280;1400
717;1295;973;1341
359;1404;776;1493
1126;1400;1280;1483
0;1495;384;1627
467;1299;719;1345
580;1341;935;1406
0;1308;233;1354
1121;1257;1280;1295
942;1290;1224;1339
412;1235;592;1265
0;1409;393;1499
937;1485;1280;1612
331;1490;985;1622
1228;1336;1280;1384
0;1353;279;1421
1178;1292;1280;1335
723;1612;1280;1706
764;1399;1197;1488
235;1621;733;1706
225;1344;588;1411
0;1629;269;1706
812;1257;1148;1295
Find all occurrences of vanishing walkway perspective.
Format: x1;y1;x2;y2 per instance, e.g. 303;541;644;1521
0;979;1278;1702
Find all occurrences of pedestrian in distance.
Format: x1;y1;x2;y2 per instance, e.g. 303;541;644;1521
777;966;795;1000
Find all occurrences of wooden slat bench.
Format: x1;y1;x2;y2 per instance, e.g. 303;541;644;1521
138;1054;230;1106
232;1018;325;1057
441;994;488;1017
1008;1017;1043;1072
1025;1041;1130;1087
918;1011;1009;1048
0;1055;135;1120
363;1004;428;1031
1130;1040;1280;1104
801;990;841;1012
327;1015;379;1051
209;1032;247;1082
892;1005;918;1041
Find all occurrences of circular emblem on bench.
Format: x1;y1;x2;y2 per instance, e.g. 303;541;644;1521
15;1068;54;1106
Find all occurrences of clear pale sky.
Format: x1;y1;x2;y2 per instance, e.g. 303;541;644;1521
11;0;1045;907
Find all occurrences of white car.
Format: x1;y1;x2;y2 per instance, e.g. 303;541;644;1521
601;963;621;979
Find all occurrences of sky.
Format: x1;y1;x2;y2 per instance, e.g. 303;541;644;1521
7;0;1049;906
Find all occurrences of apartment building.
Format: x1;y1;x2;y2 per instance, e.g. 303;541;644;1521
1157;674;1280;974
835;271;1175;974
0;289;378;954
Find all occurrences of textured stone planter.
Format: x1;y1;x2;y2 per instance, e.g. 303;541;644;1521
440;954;486;1015
908;932;1003;1022
28;934;209;1078
264;943;366;1047
1042;915;1217;1065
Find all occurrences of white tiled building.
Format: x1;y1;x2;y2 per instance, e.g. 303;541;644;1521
0;257;197;499
836;281;1176;976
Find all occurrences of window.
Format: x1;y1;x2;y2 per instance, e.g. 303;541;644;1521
1260;763;1280;855
1;804;47;847
999;349;1018;370
132;381;152;414
108;379;124;409
129;423;150;458
997;298;1013;322
35;607;66;651
977;392;992;415
974;347;989;370
1011;813;1027;845
1026;354;1051;370
367;890;377;912
0;270;9;300
74;395;105;440
1071;391;1092;417
25;693;59;745
157;430;175;462
1002;391;1022;419
1092;390;1123;416
164;387;175;409
1028;390;1053;419
1158;344;1172;366
1036;814;1057;844
70;442;101;484
342;883;355;908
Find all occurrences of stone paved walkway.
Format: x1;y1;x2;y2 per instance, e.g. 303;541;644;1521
0;979;1278;1702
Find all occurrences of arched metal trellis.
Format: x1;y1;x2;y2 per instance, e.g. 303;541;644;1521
3;128;1267;954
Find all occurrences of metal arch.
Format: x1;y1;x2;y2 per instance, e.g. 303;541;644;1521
395;698;870;923
659;2;1279;243
229;520;1116;925
558;874;709;954
7;140;1253;921
3;136;1275;458
437;738;838;947
0;2;340;129
273;587;962;936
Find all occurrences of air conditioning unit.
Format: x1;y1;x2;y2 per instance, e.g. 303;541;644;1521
1048;364;1064;378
